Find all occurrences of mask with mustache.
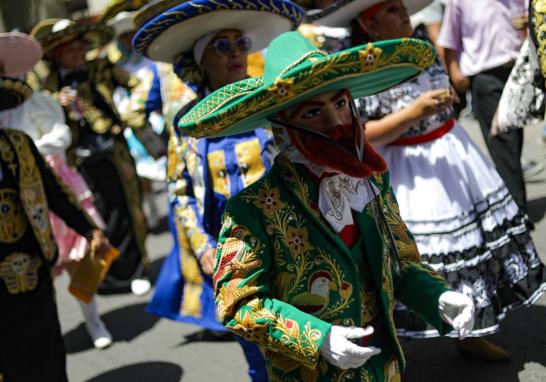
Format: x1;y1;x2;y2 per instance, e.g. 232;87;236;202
280;119;386;178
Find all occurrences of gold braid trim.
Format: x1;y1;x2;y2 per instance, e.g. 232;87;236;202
5;130;56;261
111;140;149;266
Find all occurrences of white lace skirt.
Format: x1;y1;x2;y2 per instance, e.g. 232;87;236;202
379;122;546;338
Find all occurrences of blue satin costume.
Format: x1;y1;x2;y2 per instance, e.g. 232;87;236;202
149;104;274;380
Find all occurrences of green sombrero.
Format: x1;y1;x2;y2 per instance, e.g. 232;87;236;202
178;31;435;138
0;77;33;111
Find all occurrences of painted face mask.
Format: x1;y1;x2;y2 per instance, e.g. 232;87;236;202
270;95;386;178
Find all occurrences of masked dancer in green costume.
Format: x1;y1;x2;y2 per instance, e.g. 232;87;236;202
178;31;475;381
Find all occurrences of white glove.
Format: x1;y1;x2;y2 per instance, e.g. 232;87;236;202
319;326;381;370
438;291;475;338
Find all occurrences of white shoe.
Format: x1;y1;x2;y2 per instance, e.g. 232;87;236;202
79;298;113;350
131;278;151;296
86;319;113;350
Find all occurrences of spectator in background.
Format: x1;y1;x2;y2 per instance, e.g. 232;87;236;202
410;0;445;52
438;0;533;213
408;0;471;116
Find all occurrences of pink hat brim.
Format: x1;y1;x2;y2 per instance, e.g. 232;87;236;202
0;32;43;77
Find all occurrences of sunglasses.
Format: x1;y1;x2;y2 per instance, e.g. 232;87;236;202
207;36;252;56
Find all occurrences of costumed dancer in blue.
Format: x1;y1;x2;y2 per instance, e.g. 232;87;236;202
132;0;305;380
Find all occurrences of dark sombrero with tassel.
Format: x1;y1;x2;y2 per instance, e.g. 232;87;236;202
102;0;151;37
31;18;113;55
102;0;151;22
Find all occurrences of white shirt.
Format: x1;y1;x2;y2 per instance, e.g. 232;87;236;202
0;91;71;157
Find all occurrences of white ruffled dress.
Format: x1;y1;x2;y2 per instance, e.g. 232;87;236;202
360;55;546;338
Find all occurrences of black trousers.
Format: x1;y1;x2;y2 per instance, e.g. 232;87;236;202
0;273;68;382
470;65;527;212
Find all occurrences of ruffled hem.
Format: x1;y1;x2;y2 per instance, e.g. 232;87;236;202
419;213;534;273
395;279;546;338
394;221;546;338
395;212;546;338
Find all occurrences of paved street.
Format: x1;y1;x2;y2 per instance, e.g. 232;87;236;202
57;115;546;382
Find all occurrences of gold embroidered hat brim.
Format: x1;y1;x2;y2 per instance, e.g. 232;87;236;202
31;19;113;55
102;0;151;22
133;0;182;30
178;31;435;138
0;77;33;111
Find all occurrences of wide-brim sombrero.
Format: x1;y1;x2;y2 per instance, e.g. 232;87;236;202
31;18;113;55
0;32;42;77
307;0;432;27
107;11;138;37
102;0;150;37
0;77;33;111
178;31;435;138
102;0;150;22
132;0;305;63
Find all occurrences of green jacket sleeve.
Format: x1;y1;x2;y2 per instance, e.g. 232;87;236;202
379;172;452;335
393;264;452;335
214;196;332;369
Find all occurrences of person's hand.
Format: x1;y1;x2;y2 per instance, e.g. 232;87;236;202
58;86;77;107
411;89;455;119
512;14;528;30
200;248;216;276
87;229;111;257
438;291;475;338
490;110;500;137
450;86;461;104
450;71;470;95
111;124;123;135
319;326;381;369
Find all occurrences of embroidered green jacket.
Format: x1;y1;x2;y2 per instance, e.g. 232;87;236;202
214;153;452;382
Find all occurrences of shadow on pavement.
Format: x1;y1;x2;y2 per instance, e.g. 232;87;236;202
528;196;546;224
64;302;160;354
149;215;170;235
177;330;235;347
402;305;546;382
148;256;167;285
85;361;183;382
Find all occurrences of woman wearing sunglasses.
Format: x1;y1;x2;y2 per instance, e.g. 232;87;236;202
310;0;546;361
132;1;304;380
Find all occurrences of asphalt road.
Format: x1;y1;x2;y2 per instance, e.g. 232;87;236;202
56;114;546;382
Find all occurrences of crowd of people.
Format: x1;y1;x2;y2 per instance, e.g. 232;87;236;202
0;0;545;381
